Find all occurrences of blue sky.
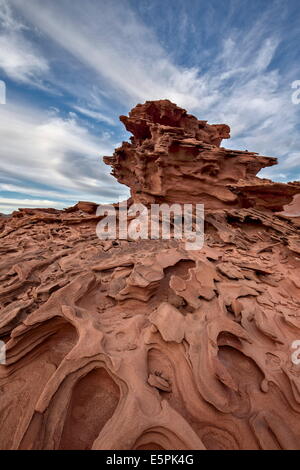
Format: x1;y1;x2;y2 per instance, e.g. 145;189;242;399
0;0;299;213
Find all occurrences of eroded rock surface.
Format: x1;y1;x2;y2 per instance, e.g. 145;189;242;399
104;100;300;210
1;100;300;450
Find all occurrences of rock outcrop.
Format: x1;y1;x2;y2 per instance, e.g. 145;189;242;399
0;100;300;450
104;100;300;210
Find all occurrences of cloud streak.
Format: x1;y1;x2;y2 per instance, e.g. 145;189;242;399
0;101;129;213
0;197;67;213
0;0;49;86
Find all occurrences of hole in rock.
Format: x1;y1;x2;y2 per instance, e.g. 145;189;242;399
200;426;239;450
59;368;120;450
133;428;178;451
227;214;264;232
164;259;195;280
217;332;243;349
218;345;264;390
0;318;77;450
135;443;165;450
155;259;195;308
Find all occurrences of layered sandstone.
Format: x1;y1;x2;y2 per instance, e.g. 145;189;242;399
0;100;300;450
104;100;300;210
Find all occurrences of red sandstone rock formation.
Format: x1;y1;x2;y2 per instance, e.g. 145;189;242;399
104;100;300;211
1;100;300;450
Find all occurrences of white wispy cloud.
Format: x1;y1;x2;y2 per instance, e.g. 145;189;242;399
12;0;299;156
9;2;297;112
0;0;49;86
0;183;93;202
72;106;115;126
0;197;67;213
0;101;128;213
10;0;210;108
